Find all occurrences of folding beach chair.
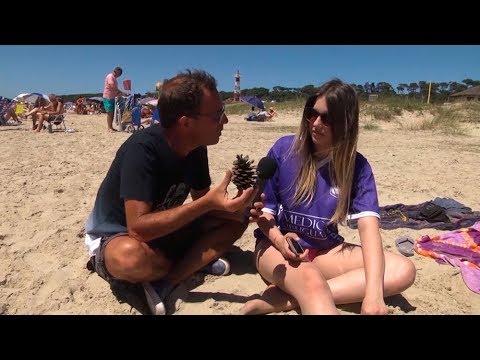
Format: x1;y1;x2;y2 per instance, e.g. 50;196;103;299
124;105;144;133
114;94;137;132
151;106;160;125
47;110;67;132
114;96;126;130
0;98;22;126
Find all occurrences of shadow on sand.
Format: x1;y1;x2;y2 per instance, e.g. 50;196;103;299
110;281;150;315
106;247;416;316
0;127;26;132
108;245;259;314
338;293;417;314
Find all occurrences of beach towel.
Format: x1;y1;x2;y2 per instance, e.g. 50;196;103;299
371;200;480;231
414;221;480;294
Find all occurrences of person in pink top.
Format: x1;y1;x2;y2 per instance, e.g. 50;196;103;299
103;66;126;132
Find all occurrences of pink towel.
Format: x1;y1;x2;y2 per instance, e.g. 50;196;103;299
414;221;480;294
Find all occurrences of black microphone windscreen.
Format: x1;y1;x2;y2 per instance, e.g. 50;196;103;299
245;157;278;217
256;157;277;180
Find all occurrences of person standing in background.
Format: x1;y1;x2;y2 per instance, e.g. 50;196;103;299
103;66;126;132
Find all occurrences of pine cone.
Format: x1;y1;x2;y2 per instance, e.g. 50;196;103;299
232;154;256;190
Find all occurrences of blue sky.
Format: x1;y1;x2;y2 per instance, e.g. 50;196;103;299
0;45;479;99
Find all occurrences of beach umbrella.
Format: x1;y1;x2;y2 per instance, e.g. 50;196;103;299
146;99;158;106
13;92;50;103
88;97;104;103
138;97;156;105
240;95;265;110
64;101;74;110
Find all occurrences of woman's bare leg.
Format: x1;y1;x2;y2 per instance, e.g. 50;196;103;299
241;243;415;315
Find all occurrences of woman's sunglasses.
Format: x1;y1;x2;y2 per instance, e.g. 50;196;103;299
304;107;331;125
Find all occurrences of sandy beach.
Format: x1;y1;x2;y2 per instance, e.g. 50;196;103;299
1;107;479;315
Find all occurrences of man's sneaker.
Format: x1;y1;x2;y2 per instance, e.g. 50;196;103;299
143;280;174;315
200;257;231;276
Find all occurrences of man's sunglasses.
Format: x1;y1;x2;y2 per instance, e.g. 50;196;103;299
194;104;225;124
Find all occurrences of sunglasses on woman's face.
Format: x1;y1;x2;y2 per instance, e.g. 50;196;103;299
304;107;331;125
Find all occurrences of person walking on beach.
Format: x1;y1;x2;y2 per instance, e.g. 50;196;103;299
85;69;265;315
103;66;126;132
240;78;416;315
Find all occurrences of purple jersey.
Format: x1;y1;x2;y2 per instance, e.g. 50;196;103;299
255;135;380;251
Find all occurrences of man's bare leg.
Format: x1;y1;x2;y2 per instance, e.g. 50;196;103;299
107;111;116;132
165;218;247;285
103;217;247;285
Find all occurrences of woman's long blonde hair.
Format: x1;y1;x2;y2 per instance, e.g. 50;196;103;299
288;79;359;225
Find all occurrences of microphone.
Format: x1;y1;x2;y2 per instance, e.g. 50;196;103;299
232;155;277;222
251;156;278;207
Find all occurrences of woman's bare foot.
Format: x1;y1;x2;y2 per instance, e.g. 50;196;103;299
239;299;265;315
239;286;298;315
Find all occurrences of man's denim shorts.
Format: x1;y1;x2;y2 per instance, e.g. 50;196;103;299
87;221;201;283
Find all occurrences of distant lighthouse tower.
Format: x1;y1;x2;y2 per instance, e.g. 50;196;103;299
234;70;241;101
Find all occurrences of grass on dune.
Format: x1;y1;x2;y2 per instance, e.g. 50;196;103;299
226;98;479;136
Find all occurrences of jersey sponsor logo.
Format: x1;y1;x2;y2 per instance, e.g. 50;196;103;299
279;209;330;240
277;207;343;243
329;186;339;198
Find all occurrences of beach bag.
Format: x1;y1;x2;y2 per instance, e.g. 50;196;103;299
420;202;449;223
121;109;132;125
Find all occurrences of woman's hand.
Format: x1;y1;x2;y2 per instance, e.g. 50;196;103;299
246;193;265;223
361;296;388;315
273;232;309;262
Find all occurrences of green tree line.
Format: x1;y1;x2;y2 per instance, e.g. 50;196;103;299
220;79;480;104
57;79;480;105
